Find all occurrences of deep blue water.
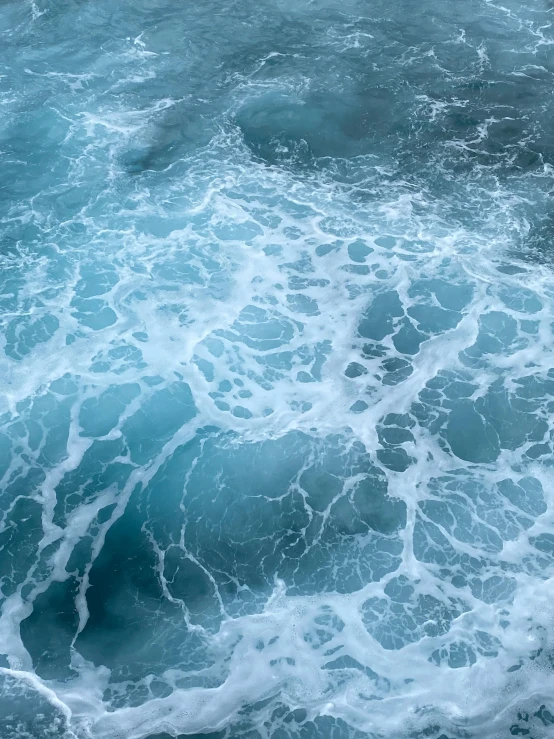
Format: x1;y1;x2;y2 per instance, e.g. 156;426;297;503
1;1;554;737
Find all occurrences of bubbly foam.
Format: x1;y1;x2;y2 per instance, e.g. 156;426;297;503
1;1;554;737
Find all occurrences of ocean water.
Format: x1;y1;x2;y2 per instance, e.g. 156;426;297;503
1;0;554;737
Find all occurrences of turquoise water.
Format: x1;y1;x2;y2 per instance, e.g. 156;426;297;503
1;1;554;737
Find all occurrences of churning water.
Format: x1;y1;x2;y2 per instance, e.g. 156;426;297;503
1;1;554;737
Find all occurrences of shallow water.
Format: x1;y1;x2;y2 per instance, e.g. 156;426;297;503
1;1;554;737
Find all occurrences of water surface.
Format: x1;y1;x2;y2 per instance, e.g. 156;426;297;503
1;1;554;737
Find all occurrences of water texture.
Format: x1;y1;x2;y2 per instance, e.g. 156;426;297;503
1;1;554;737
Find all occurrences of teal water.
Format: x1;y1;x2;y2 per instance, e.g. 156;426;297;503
1;1;554;737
